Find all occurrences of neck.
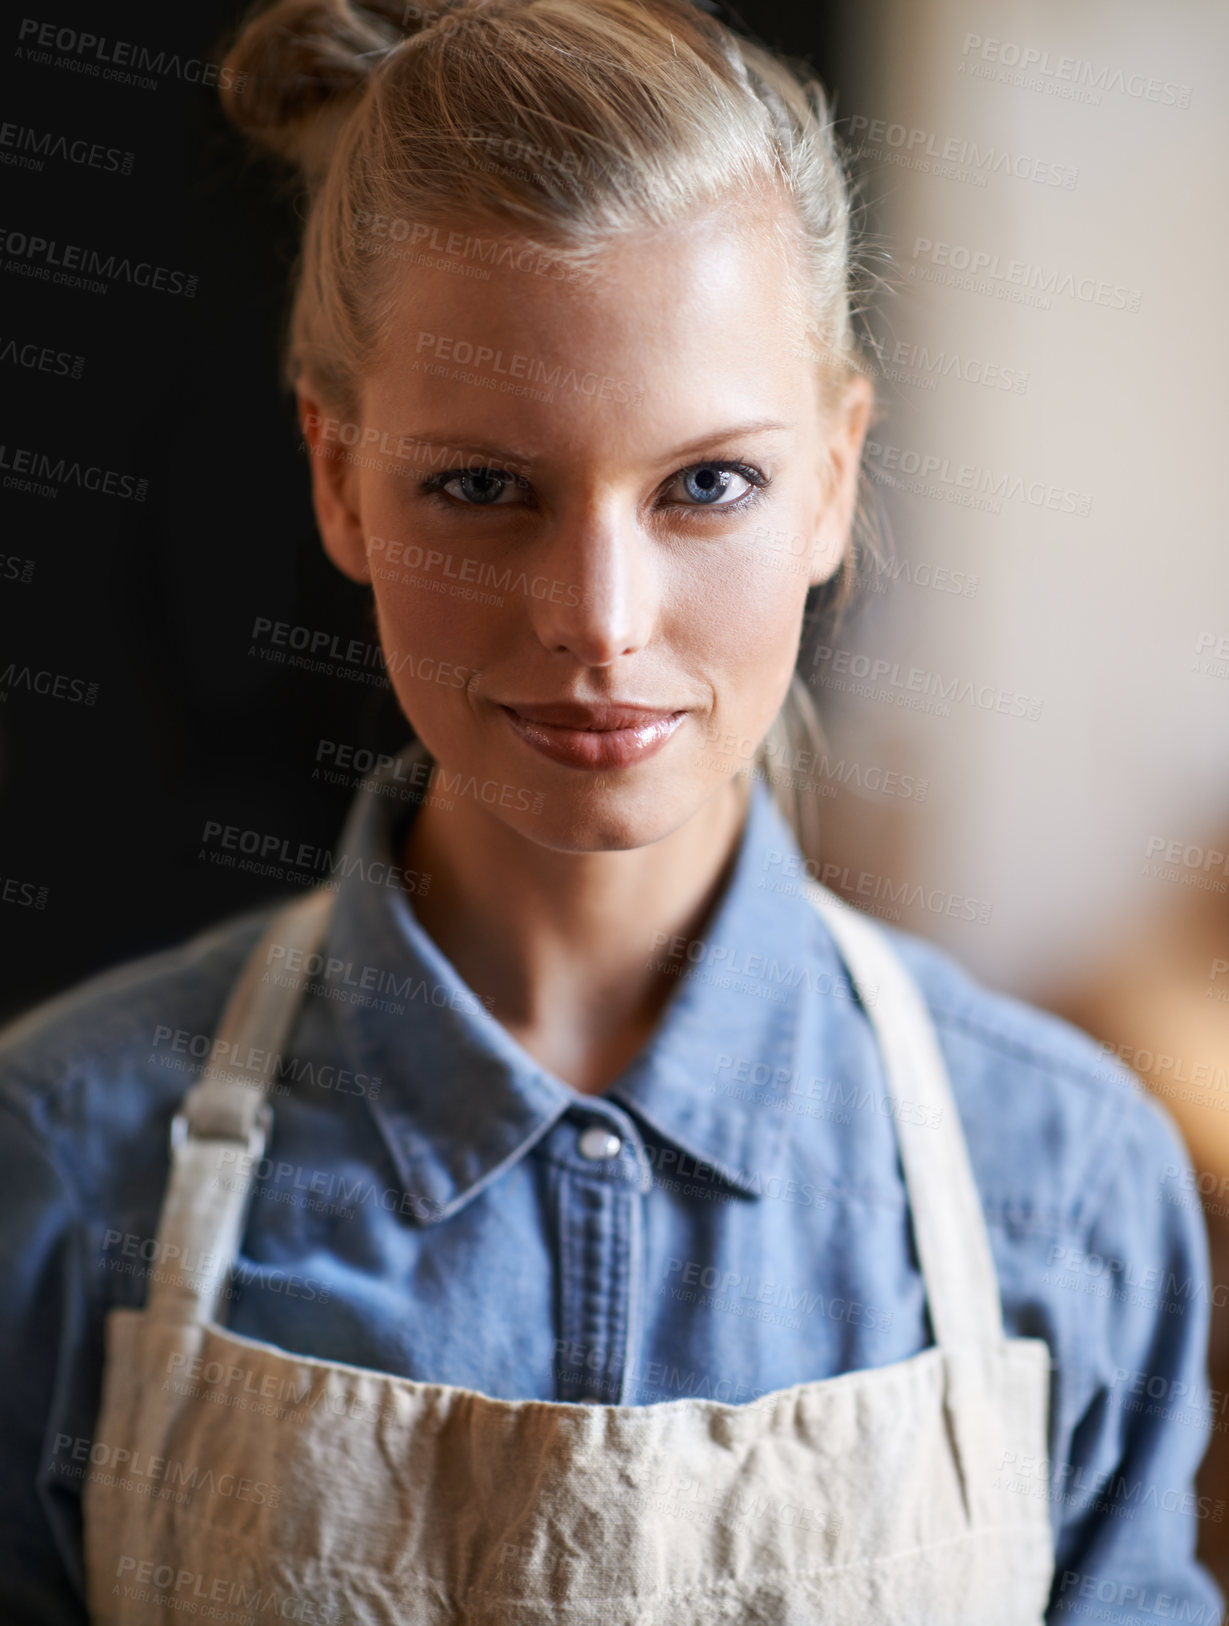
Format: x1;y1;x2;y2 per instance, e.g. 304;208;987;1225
400;772;753;1094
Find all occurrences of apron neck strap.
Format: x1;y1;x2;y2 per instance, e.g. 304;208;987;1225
147;886;335;1321
801;879;1004;1349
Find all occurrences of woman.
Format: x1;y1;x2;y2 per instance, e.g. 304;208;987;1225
0;0;1221;1620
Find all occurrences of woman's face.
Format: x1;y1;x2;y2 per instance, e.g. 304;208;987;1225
302;200;870;853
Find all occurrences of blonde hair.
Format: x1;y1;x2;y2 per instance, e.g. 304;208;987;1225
219;0;881;867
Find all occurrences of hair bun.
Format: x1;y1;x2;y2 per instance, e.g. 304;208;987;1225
219;0;411;180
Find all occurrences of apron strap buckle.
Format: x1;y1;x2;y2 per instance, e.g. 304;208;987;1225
169;1098;271;1164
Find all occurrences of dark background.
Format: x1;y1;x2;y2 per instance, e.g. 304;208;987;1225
0;1;857;1021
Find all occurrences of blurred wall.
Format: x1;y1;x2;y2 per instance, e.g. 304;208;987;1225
815;0;1229;1003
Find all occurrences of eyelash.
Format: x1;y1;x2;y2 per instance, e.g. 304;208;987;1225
418;460;772;515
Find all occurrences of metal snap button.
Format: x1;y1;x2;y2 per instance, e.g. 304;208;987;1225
577;1126;622;1161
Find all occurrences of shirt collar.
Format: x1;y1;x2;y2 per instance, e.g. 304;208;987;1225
323;738;835;1223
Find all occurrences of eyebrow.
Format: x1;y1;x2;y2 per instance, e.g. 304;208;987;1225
664;419;792;459
394;418;791;469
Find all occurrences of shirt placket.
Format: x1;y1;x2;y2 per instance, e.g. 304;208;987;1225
555;1109;642;1405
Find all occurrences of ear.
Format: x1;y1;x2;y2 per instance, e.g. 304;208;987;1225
297;389;370;584
809;369;874;589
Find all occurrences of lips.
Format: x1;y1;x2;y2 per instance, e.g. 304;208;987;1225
498;701;686;770
503;701;677;731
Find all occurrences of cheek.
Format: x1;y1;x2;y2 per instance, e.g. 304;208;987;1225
363;540;498;740
369;579;489;707
361;480;523;655
682;546;810;705
363;493;495;666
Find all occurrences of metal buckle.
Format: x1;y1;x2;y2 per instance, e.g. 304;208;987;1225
169;1099;272;1162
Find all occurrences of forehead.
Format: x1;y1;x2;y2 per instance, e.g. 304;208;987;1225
363;198;814;452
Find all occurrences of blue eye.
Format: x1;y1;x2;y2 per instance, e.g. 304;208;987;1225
425;468;529;506
670;463;757;506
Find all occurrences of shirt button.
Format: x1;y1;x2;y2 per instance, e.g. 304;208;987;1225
578;1126;622;1161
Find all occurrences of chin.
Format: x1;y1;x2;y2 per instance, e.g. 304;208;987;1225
511;780;701;855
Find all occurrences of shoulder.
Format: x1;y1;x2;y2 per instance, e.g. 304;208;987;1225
869;917;1187;1236
0;901;277;1154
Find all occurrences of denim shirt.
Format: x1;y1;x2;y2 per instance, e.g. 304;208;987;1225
0;751;1222;1625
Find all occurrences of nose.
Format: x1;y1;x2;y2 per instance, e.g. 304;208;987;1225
529;504;659;666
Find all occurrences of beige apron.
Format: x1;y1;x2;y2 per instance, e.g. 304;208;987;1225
83;874;1054;1624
